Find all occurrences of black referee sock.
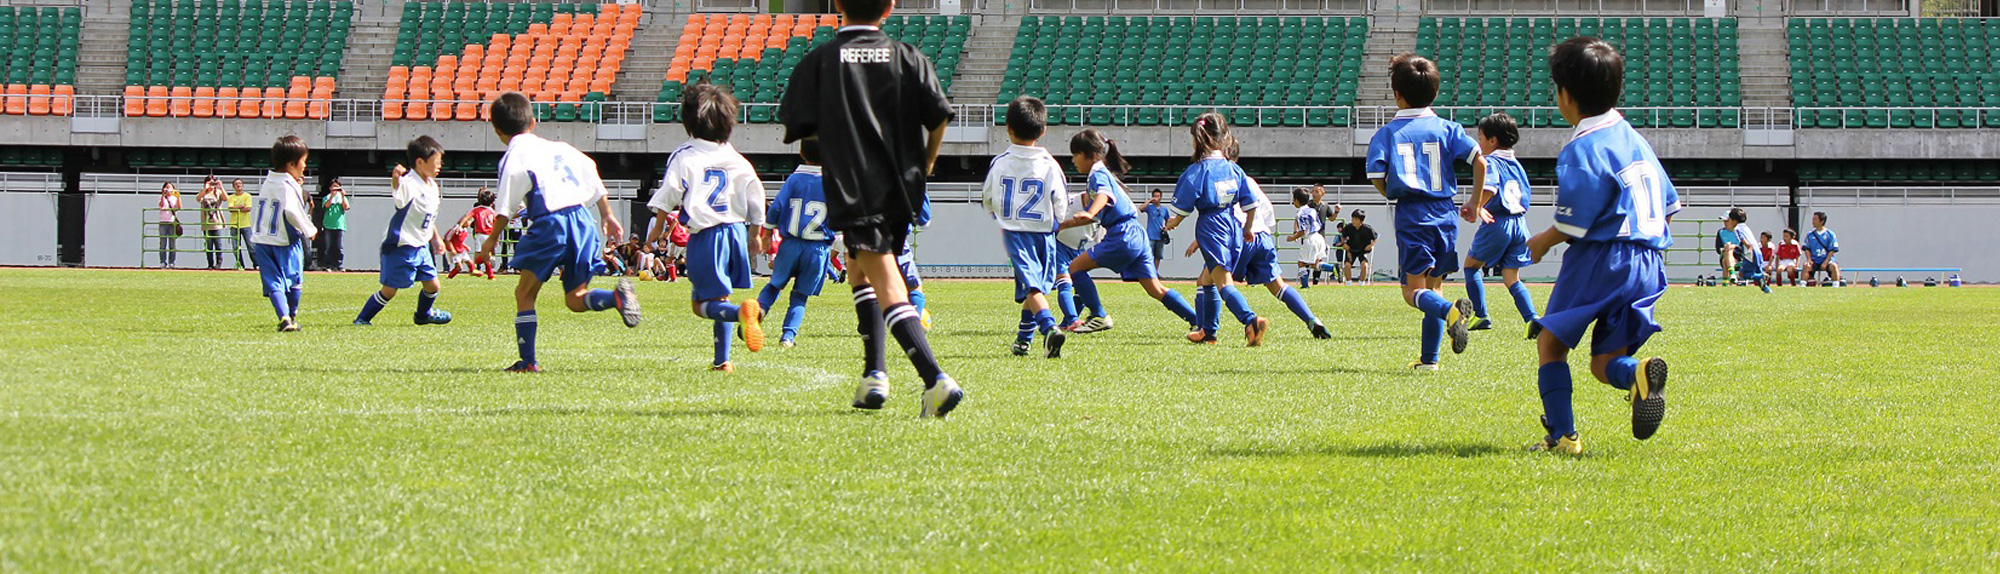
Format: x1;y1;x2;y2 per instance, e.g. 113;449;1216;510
883;302;944;387
852;284;887;376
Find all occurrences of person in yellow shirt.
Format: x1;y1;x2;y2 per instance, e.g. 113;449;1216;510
228;178;254;269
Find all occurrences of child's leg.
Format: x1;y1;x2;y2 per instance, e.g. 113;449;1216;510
1140;278;1199;326
782;290;810;342
1024;291;1058;335
1536;331;1577;439
693;298;742;321
1073;271;1105;318
1405;273;1453;364
356;286;398;323
565;281;619;313
1053;274;1078;326
848;264;887;377
1463;256;1490;320
1266;280;1318;327
1500;268;1537;322
514;274;545;364
712;319;732;367
852;250;947;385
1194;270;1221;336
1590;347;1639;391
757;279;786;316
908;288;926;314
1215;273;1257;325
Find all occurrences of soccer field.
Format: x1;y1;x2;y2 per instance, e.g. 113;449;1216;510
2;268;1994;570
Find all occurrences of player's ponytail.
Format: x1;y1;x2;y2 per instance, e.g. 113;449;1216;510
1068;129;1131;177
1189;111;1235;164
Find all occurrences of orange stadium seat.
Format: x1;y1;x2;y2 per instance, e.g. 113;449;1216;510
217;87;240;118
261;90;283;119
9;84;33;115
145;86;170;117
237;87;263;119
52;86;73;116
125;86;145;117
192;87;216;118
26;85;51;116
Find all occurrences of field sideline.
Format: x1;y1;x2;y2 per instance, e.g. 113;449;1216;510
2;268;1995;571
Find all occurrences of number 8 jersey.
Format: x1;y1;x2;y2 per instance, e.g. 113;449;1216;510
981;144;1070;233
1554;111;1681;250
649;138;768;234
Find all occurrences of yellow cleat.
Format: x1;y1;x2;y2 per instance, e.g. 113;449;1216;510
738;299;765;352
920;308;933;331
1527;434;1584;455
710;362;734;373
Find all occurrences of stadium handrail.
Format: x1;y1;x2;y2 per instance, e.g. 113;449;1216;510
1422;0;1709;16
1802;186;2000;206
1026;0;1372;15
0;172;64;193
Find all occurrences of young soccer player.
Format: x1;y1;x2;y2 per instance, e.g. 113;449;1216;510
451;187;499;279
1161;112;1269;347
248;136;318;332
1804;211;1841;285
1722;207;1771;293
1775;228;1803;286
353;136;455;326
1228;143;1330;340
476;92;641;373
1459;113;1540;337
1052;176;1107;334
1061;129;1200;334
443;226;476;278
755;139;835;348
648;82;769;372
1366;53;1481;371
1286;189;1328;289
778;0;962;415
1524;37;1678;454
982;96;1071;359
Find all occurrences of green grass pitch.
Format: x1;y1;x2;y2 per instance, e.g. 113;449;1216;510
2;268;1995;570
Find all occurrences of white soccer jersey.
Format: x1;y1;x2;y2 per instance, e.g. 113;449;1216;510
981;144;1070;234
1733;222;1761;253
249;170;316;246
647;139;767;234
494;133;608;219
1233;176;1278;236
1055;181;1097;249
386;171;442;248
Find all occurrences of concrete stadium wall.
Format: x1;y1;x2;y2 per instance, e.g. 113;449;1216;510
0;173;63;266
1801;190;2000;282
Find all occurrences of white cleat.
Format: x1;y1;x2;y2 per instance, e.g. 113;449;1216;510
921;375;964;419
852;371;889;410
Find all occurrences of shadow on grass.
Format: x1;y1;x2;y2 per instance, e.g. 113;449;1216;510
1210;441;1509;459
462;405;875;419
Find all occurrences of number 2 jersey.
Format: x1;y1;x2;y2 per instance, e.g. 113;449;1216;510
981;144;1070;234
648;138;768;235
768;165;833;243
1554;111;1680;250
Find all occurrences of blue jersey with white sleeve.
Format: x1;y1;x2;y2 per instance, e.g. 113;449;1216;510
1169;153;1255;236
1552;111;1680;250
1086;163;1142;238
1481;149;1531;217
1296;205;1323;235
767;165;832;242
1366;108;1480;202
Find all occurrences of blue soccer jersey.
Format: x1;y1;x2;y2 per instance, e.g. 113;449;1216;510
1295;206;1323;236
1169;152;1256;251
768;165;833;242
1086;163;1141;234
1366;108;1481;203
1804;228;1839;263
1552;111;1681;249
1482;149;1531;217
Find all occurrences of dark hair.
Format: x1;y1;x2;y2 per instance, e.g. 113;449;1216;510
1005;96;1047;142
1389;53;1440;108
231;178;243;186
1291;188;1311;206
489;92;536;136
1189;111;1235;163
1727;207;1748;224
1351;209;1367;221
1760;231;1772;240
1813;211;1828;224
476;188;496;207
1068;128;1130;176
798;139;822;165
838;0;891;22
1549;37;1624;118
1477;113;1520;148
1784;228;1798;238
406;135;444;167
682;80;739;143
270;135;308;170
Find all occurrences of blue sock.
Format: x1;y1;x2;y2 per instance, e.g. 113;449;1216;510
1415;289;1453;320
269;291;292;320
1539;362;1576;438
713;320;732;366
1035;309;1058;335
1508;281;1539;322
1054;278;1077;325
757;283;783;316
355;291;387;323
1298;268;1311;288
909;289;927;314
1016;309;1035;344
1074;272;1105;317
701;300;741;322
1159;289;1198;326
782;291;809;341
1421;315;1444;365
1465;268;1489;319
1278;286;1317;327
1196;286;1219;336
1604;356;1639;391
515;311;538;363
416;290;437;317
1220;285;1257;325
585;289;616;311
286;288;301;319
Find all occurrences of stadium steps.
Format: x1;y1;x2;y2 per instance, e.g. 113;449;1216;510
76;6;131;94
1733;20;1794;112
336;0;408;98
949;14;1019;104
611;11;680;103
1357;15;1417;113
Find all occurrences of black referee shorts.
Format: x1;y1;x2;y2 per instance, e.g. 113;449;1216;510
841;224;911;256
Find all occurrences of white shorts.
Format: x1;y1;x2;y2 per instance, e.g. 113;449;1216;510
1778;258;1798;268
451;251;473;266
1298;234;1328;265
470;233;490;252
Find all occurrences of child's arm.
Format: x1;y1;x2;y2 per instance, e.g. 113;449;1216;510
739;170;768;255
1371;179;1388;198
280;185;319;240
1461;154;1492;224
595;195;626;247
1163;171;1198;231
1365;130;1391;199
1528;226;1567;264
1063;193;1112;230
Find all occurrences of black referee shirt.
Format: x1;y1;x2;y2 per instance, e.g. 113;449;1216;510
778;25;955;231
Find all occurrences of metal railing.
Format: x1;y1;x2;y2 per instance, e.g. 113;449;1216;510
1027;0;1373;14
337;176;646;200
0;172;63;193
1803;186;2000;206
1791;107;2000;129
1791;0;1913;15
138;207;252;270
1422;0;1709;16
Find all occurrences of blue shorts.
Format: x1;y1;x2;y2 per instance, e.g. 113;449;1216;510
1195;223;1244;272
1396;221;1460;279
511;206;605;292
1084;228;1158;281
1056;241;1086;271
378;244;439;289
1538;241;1667;356
251;241;304;296
897;250;923;288
688;223;752;301
1467;215;1532;270
1232;232;1281;285
1004;230;1058;303
1737;248;1766;279
769;237;832;297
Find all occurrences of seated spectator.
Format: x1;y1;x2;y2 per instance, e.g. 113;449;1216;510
1721;207;1769;292
1804;211;1842;285
1758;231;1777;283
1339;209;1376;285
1774;229;1803;286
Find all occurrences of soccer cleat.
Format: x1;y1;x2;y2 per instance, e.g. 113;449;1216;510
352;319;372;326
920;309;933;331
484;265;496;280
504;360;541;373
278;318;300;332
779;338;795;349
853;371;890;410
1011;341;1031;356
1526;321;1544;341
414;309;452;325
738;299;765;352
710;362;734;373
614;278;642;328
1408;360;1439;372
1447;298;1475;354
1310;323;1332;340
1060;319;1085;333
1527;434;1584;455
920;375;964;419
1045;329;1067;358
1186;330;1216;345
1469;318;1493;331
1072;315;1115;334
1630;357;1669;440
447;267;461;279
1244;317;1270;347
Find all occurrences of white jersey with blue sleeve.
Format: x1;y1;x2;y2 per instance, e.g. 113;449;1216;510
1366;108;1482;201
1295;203;1323;235
1482;149;1531;217
981;144;1070;234
249;170;316;246
648;138;767;235
384;171;442;249
1233;176;1277;236
767;165;832;242
1552;111;1681;249
495;133;607;220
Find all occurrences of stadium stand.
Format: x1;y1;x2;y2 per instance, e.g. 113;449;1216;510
1420;16;1740;129
1788;18;2000;129
1798;160;2000;183
0;6;82;117
123;0;352;119
382;1;640;122
998;15;1368;127
0;147;67;168
654;14;967;124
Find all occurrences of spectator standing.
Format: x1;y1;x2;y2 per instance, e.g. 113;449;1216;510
156;182;183;268
198;176;229;269
1141;189;1170;262
228;178;254;269
319;179;349;271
